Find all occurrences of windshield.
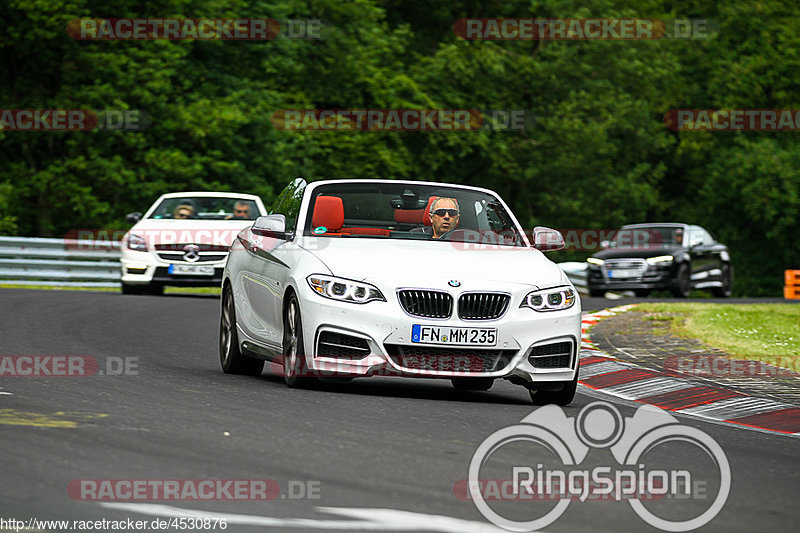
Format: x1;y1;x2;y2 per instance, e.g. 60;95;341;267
303;182;525;246
608;225;685;249
148;197;259;220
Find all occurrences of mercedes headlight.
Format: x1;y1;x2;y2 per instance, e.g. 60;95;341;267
307;275;385;304
646;255;673;265
521;287;576;312
126;233;148;252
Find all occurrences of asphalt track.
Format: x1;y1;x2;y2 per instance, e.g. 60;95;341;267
1;288;798;532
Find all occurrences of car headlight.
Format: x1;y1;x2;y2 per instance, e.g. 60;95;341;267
126;233;148;252
646;255;673;265
586;257;604;266
307;275;385;304
521;287;576;312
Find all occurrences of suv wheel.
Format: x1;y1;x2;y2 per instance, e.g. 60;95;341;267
671;264;691;298
712;263;733;297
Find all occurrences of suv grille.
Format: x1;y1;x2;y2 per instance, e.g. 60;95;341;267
603;259;647;279
528;341;573;369
317;331;370;359
385;344;515;373
458;293;510;320
397;290;453;319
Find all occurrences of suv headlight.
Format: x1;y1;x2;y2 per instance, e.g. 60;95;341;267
126;233;148;252
646;255;673;265
307;275;385;304
521;287;576;312
586;257;604;266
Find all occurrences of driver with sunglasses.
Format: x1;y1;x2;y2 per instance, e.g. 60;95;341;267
411;197;460;239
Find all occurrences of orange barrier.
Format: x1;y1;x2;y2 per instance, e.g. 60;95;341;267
785;270;800;300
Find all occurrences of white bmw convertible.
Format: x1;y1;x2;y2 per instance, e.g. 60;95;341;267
220;178;582;404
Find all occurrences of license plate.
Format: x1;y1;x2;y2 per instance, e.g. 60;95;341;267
411;325;497;346
168;264;215;276
608;269;639;279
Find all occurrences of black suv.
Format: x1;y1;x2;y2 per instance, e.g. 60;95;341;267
586;223;732;298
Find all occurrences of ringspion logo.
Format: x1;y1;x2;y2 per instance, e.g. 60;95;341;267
465;402;730;531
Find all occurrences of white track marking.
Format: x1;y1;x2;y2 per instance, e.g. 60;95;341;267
578;360;631;378
603;377;696;400
678;397;793;420
98;503;514;532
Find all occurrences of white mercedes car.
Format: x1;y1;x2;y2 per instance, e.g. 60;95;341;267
220;179;582;404
120;191;267;294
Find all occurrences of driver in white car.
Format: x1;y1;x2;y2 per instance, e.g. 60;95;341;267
430;197;460;238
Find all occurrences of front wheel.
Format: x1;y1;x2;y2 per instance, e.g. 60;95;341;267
671;263;691;298
220;286;264;376
283;293;315;388
712;264;733;297
528;372;578;406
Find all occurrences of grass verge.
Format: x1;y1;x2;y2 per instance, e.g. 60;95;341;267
634;303;800;367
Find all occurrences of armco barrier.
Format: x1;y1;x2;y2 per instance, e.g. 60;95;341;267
0;235;589;292
786;270;800;300
558;262;588;293
0;236;121;286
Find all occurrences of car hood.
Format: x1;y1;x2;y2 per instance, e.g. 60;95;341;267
298;237;567;290
129;219;253;247
593;245;683;260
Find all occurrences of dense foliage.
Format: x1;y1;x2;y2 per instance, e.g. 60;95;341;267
1;0;798;295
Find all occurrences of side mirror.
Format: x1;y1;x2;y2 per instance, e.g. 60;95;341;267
252;214;288;239
126;212;142;224
532;226;565;251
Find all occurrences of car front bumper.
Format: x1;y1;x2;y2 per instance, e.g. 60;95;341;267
121;249;226;287
290;284;582;385
587;265;673;291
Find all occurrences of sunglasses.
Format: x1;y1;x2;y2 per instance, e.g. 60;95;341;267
176;213;191;218
432;208;459;217
235;209;249;214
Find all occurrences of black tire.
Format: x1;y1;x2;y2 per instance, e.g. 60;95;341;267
121;283;144;295
220;285;264;375
451;377;494;391
671;263;691;298
634;289;651;297
282;293;315;388
712;264;733;297
588;288;605;297
529;372;579;406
